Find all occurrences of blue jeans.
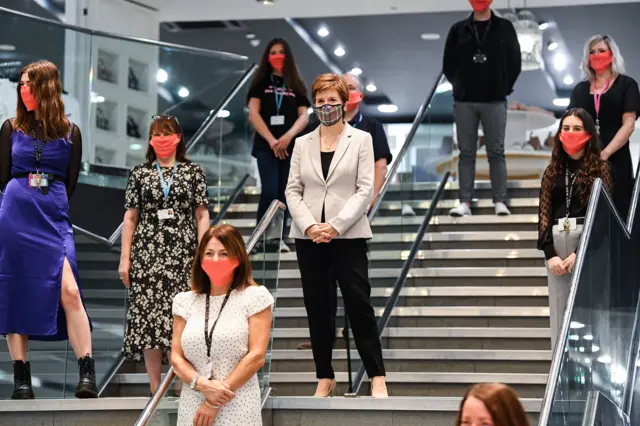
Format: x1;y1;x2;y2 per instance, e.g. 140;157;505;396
255;149;291;237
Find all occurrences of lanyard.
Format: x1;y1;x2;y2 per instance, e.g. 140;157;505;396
271;75;286;115
32;128;46;172
565;164;577;218
593;79;611;131
472;19;491;48
351;113;363;129
204;290;232;358
155;161;178;199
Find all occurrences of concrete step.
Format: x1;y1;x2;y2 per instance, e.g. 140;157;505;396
271;327;551;351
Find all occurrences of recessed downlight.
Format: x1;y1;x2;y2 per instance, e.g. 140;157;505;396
0;44;16;51
350;67;363;76
378;104;398;113
563;75;574;85
553;98;570;107
178;87;190;98
539;22;549;30
420;33;440;41
548;42;559;51
317;26;330;38
366;83;377;92
334;46;346;57
156;68;168;83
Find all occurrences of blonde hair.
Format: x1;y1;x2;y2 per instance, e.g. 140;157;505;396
580;35;626;81
311;73;349;105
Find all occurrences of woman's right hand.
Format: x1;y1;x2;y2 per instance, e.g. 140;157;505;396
118;258;131;288
548;256;566;276
198;378;235;406
305;224;331;244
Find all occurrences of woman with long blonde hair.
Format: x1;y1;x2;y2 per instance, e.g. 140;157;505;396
0;60;97;399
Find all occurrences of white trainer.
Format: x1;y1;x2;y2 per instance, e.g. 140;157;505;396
449;202;472;217
401;204;416;216
494;202;511;216
280;240;291;253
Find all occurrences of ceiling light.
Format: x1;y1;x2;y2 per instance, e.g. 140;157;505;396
217;109;231;118
250;39;261;47
569;335;579;341
350;67;363;76
317;26;329;38
90;91;105;103
539;22;549;30
178;86;189;98
553;98;570;107
592;345;600;352
547;42;558;52
246;33;256;40
436;82;453;93
130;143;142;151
334;46;346;57
260;0;275;4
570;321;585;329
583;334;593;341
365;83;377;92
420;33;440;41
563;75;574;85
597;355;612;364
156;68;168;83
378;104;398;113
0;44;16;51
553;53;567;71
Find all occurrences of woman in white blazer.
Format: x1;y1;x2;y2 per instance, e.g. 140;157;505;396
285;73;387;398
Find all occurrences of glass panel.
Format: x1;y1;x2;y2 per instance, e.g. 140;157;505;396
546;188;640;425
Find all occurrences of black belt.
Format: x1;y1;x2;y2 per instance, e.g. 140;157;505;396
12;172;65;194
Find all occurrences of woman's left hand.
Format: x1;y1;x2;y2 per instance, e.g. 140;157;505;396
317;223;339;242
193;401;218;426
562;253;576;274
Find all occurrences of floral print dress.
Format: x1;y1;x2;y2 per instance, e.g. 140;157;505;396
122;161;209;361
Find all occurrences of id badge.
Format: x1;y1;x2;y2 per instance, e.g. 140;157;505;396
28;173;48;188
559;217;577;231
270;115;285;126
157;208;175;220
203;362;213;379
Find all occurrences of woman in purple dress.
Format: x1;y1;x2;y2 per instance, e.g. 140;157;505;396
0;60;97;399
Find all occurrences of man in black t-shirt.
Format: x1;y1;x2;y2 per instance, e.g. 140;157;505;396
443;0;521;217
300;73;392;209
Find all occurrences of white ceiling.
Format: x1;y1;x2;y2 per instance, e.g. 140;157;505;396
145;0;640;21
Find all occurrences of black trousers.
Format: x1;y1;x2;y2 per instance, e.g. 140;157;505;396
295;238;386;379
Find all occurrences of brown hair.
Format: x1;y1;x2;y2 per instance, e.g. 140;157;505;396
455;383;530;426
145;115;188;163
191;225;255;294
312;73;350;107
14;60;70;140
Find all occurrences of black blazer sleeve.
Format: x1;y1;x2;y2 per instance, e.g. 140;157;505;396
443;25;457;84
503;20;522;93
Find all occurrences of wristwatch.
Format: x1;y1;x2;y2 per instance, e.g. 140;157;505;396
190;373;200;390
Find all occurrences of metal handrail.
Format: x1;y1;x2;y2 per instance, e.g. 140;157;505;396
0;6;247;61
95;171;255;396
134;199;287;426
348;171;451;396
368;72;445;221
538;160;640;424
106;63;258;244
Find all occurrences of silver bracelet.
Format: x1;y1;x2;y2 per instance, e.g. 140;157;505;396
190;373;200;390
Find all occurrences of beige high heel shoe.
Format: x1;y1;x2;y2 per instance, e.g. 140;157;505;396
313;379;337;397
370;376;388;398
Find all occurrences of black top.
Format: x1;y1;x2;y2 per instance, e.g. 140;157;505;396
320;150;335;223
248;74;311;157
0;119;82;200
568;74;640;173
443;11;521;103
301;113;393;164
537;159;613;260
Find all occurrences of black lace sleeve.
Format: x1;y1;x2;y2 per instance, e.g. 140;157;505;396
66;124;83;200
537;166;557;260
0;119;12;192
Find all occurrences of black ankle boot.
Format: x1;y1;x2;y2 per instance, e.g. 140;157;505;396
75;354;98;398
12;360;35;399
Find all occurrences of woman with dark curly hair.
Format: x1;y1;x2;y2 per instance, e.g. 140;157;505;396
537;107;613;349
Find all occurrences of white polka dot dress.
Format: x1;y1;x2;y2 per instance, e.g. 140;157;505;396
172;286;274;426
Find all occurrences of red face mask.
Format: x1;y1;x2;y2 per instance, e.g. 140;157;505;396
201;258;239;288
589;51;613;74
150;134;180;159
559;131;590;156
346;91;364;112
469;0;492;12
269;54;286;72
20;85;37;111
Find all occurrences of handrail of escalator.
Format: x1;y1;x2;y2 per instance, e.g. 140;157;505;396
95;172;253;396
349;171;451;395
538;159;640;425
133;199;287;426
367;71;444;221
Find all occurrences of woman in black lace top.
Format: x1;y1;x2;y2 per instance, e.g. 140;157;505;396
537;108;613;349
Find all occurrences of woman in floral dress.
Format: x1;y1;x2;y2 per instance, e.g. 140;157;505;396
119;115;210;394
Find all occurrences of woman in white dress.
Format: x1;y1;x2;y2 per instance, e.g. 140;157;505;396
171;224;274;426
